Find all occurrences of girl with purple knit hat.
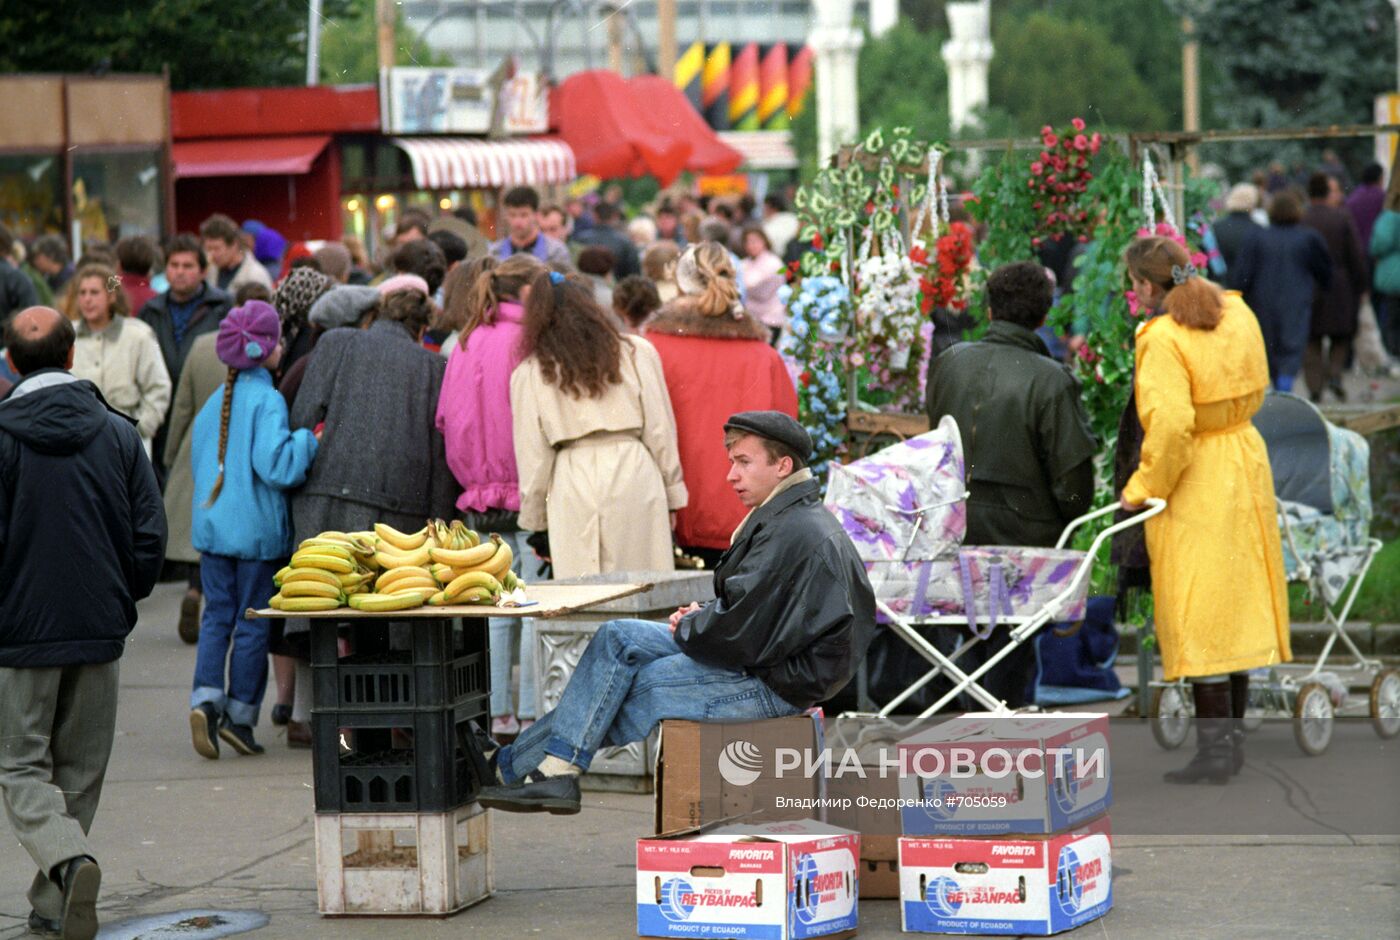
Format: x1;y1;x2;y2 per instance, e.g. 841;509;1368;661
187;301;318;759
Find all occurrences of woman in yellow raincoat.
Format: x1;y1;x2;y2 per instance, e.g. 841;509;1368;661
1121;236;1290;785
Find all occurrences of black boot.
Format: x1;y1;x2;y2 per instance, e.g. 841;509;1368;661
1164;681;1233;785
1229;672;1249;775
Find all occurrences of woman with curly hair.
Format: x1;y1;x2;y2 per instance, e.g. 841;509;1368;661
511;271;686;578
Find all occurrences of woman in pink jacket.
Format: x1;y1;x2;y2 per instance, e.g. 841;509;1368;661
436;253;545;737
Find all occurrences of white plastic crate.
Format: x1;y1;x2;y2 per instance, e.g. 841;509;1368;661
315;802;493;915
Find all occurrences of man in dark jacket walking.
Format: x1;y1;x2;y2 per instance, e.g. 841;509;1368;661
925;261;1097;708
479;411;875;815
138;234;231;478
1302;172;1369;402
0;307;166;940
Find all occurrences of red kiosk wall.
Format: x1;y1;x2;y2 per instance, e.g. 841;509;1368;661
173;142;342;242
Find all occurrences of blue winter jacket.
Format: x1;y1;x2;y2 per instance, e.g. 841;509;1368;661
191;368;317;561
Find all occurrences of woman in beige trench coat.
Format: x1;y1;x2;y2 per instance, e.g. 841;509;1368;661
511;270;687;579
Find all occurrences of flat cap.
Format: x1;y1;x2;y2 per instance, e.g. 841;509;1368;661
724;410;812;459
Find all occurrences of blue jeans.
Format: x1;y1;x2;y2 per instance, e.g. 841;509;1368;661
489;531;541;719
497;619;800;784
192;554;280;727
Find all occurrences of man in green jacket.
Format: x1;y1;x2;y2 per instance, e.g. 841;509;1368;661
924;260;1097;707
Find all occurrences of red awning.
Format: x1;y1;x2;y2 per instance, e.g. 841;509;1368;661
172;135;331;178
551;70;690;185
627;76;744;176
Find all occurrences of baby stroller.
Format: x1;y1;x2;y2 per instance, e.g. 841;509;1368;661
823;417;1164;746
1148;393;1397;756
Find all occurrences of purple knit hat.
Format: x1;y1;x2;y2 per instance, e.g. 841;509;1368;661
217;300;282;370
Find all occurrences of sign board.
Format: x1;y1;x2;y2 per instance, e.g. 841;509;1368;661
381;67;497;134
1376;93;1400;173
499;71;550;135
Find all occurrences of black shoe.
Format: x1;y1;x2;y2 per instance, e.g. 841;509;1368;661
1164;682;1233;785
57;856;100;940
1328;380;1347;403
1229;672;1250;776
27;910;61;939
270;704;292;727
478;772;581;815
189;703;220;760
471;722;503;783
177;589;201;645
218;718;265;756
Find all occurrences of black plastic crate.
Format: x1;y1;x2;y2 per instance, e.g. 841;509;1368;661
311;698;491;814
310;618;488;712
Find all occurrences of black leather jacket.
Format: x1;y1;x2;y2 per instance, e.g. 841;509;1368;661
674;476;876;709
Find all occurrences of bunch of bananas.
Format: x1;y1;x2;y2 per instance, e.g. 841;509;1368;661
265;521;524;612
268;532;376;612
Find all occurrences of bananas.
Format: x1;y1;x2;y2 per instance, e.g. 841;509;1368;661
265;524;520;613
269;594;342;612
290;549;355;574
443;570;503;599
375;523;429;552
281;567;343;589
375;544;433;569
429;541;496;569
280;580;344;601
347;591;427;612
376;566;435;591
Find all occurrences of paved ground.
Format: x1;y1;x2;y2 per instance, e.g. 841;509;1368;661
1;583;1397;940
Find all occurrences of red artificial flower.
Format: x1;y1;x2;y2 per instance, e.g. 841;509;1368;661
1044;133;1058;148
1031;162;1044;176
1071;117;1086;132
812;232;824;250
799;371;813;386
891;184;901;197
909;245;929;265
1074;134;1089;151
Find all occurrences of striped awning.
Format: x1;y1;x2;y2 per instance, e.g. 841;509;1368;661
391;137;576;190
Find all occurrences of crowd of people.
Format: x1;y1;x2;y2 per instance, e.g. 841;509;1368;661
0;153;1385;754
0;151;1382;934
0;182;804;755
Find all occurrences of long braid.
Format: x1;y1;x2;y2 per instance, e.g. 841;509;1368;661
204;367;238;506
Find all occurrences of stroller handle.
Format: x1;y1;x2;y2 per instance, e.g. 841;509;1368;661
1054;498;1166;550
1030;498;1165;625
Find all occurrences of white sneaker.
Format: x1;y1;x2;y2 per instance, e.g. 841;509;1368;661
491;715;521;736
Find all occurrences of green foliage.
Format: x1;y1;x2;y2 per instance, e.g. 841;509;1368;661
792;20;948;181
989;12;1168;132
318;0;451;85
1047;148;1146;456
1289;539;1400;623
999;0;1184;127
1177;0;1397;173
0;0;352;90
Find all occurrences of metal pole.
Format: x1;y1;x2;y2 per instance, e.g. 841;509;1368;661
377;0;396;75
658;0;677;78
1181;16;1200;173
307;0;322;86
1392;0;1400;91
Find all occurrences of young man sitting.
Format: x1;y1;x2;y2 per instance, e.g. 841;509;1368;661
478;411;875;814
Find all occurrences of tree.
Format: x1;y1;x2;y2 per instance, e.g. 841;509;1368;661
792;20;950;179
1173;0;1396;174
0;1;352;90
989;12;1169;133
318;0;452;85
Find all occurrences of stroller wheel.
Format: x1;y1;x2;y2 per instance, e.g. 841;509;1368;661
1292;683;1334;756
1370;669;1400;739
1149;684;1191;750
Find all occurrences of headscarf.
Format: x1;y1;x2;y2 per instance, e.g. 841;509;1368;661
273;267;336;331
